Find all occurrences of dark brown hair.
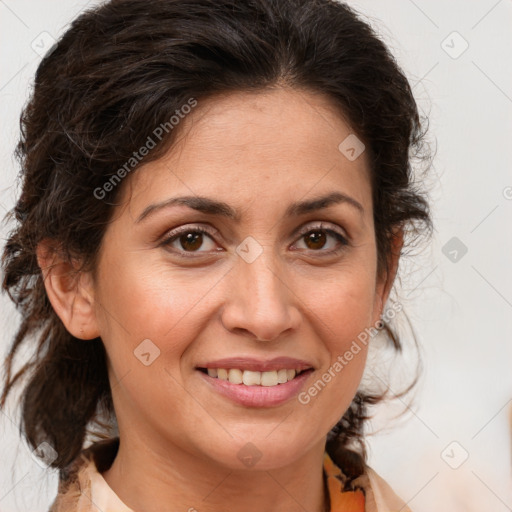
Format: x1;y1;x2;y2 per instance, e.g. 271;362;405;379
1;0;432;473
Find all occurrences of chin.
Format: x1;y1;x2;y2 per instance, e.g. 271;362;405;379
196;434;317;471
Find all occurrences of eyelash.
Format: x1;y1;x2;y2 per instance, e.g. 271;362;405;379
159;222;349;259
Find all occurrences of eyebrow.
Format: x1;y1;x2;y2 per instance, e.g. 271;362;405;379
135;191;364;224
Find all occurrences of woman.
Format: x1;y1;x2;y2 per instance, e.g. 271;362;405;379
1;0;432;510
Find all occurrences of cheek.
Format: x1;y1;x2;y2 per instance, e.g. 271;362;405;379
93;254;221;369
305;262;378;339
298;266;375;413
299;287;371;432
92;258;213;425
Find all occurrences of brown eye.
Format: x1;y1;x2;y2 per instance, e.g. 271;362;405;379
179;232;205;252
293;224;348;255
303;231;328;250
160;226;220;256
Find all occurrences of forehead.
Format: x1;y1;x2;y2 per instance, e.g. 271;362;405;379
175;87;364;161
120;87;372;222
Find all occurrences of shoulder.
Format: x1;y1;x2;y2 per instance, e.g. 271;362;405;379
358;467;413;512
48;437;120;512
326;447;412;512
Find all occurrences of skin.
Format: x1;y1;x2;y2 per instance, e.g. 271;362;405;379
38;87;402;512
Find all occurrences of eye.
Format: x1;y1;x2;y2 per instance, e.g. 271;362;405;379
159;225;222;257
159;222;349;259
292;222;349;255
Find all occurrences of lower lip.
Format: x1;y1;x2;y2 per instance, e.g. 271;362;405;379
197;369;314;408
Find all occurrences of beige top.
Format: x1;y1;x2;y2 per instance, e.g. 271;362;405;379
48;438;412;512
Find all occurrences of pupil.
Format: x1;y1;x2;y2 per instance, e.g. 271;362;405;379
307;231;326;250
181;232;202;251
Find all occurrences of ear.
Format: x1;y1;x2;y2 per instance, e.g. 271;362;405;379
372;227;404;325
36;239;100;340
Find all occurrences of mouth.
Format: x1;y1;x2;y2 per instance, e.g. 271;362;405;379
196;365;314;407
194;357;315;407
196;367;314;387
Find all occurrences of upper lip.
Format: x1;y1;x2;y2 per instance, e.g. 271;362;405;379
196;357;314;372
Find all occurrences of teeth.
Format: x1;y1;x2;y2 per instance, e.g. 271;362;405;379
228;368;243;384
242;370;261;386
261;371;278;386
277;369;288;384
205;368;305;386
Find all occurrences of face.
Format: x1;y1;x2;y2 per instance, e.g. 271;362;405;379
83;87;393;469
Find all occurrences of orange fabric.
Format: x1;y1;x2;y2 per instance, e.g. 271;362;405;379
324;452;366;512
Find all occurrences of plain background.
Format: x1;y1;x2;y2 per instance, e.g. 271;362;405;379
1;1;511;511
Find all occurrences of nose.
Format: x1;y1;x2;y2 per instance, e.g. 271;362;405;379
220;248;301;342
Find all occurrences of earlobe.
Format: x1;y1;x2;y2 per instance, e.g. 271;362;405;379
36;239;100;340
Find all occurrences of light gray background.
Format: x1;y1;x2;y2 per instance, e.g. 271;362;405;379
1;1;511;511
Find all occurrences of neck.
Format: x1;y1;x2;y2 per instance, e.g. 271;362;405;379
101;430;329;512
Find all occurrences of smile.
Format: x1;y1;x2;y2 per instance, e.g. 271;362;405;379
198;367;309;386
196;367;314;407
